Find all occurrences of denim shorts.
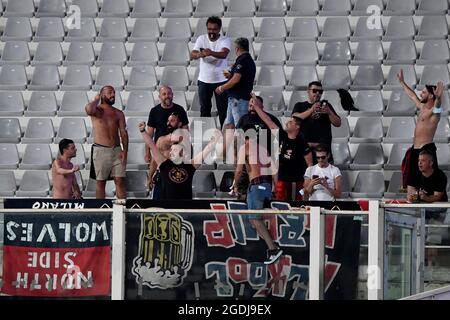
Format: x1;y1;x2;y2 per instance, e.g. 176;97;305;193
246;182;272;219
224;97;248;127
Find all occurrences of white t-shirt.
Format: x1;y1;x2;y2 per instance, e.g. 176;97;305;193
193;34;231;84
304;164;342;201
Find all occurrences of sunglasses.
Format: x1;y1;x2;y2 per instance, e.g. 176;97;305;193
316;155;327;160
309;89;324;94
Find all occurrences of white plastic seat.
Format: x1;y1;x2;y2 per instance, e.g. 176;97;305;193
225;18;255;41
383;117;415;143
352;0;384;16
416;16;449;40
349;117;383;143
1;17;33;41
318;17;351;42
418;65;450;89
255;0;286;17
25;91;58;116
64;42;95;66
128;18;160;42
436;144;450;170
384;65;417;90
257;90;286;116
320;0;352;16
331;117;350;143
286;18;319;42
434;118;450;143
124;91;155;116
28;65;60;91
0;118;22;143
93;65;125;90
193;0;224;17
0;171;17;197
285;65;318;90
350;16;384;41
55;118;88;143
255;41;286;66
159;18;191;42
161;0;192;18
126;117;149;142
58;91;89;116
0;65;28;90
128;42;159;66
72;0;99;18
83;179;116;198
16;171;50;198
31;41;63;66
331;142;351;169
158;41;190;66
286;41;318;66
60;65;93;91
321;65;351;90
96;42;127;66
351;64;384;90
385;144;410;170
125;66;158;91
36;0;66;17
192;171;216;198
98;0;130;18
382;16;416;41
97;18;128;42
384;0;416;16
288;0;319;16
22;118;54;143
254;18;287;42
384;40;417;65
254;65;286;91
189;117;218;142
319;41;351;66
384;90;416;116
159;66;189;90
384;172;404;199
352;41;384;65
191;17;207;43
417;40;450;65
4;0;35;17
127;143;147;170
0;144;20;169
321;90;347;114
349;143;385;170
34;17;65;42
65;18;97;42
0;91;24;116
351;90;384;117
416;0;448;15
20;144;53;169
130;0;161;18
224;0;255;17
350;171;385;198
0;41;30;65
125;171;149;198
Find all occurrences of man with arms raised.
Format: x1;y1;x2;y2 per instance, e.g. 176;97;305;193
52;139;81;199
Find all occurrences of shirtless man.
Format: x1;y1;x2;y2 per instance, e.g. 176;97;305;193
233;129;282;265
52;139;81;199
85;85;128;199
397;69;445;195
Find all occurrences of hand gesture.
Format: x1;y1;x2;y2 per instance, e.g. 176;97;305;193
138;121;146;132
202;48;212;57
250;93;263;110
71;165;80;173
223;69;231;79
418;189;427;199
397;69;404;83
434;81;444;99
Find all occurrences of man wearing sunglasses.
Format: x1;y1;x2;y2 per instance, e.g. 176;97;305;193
292;81;341;162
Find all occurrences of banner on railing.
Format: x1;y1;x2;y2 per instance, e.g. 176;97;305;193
3;198;113;209
1;213;111;297
125;200;361;300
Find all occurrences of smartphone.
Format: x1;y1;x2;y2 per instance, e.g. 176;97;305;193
312;175;319;179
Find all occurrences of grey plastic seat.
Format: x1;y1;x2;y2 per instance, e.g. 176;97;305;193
350;171;385;198
384;90;416;116
83;179;116;198
383;117;415;143
127;143;147;170
257;90;286;116
385;144;410;170
64;42;95;66
1;17;33;41
436;144;450;170
416;0;448;15
384;65;417;90
125;171;148;198
96;42;127;66
125;66;157;91
351;90;384;116
352;0;384;16
225;18;255;41
161;0;192;18
0;171;17;196
319;41;351;66
349;117;383;143
384;0;416;16
318;17;351;42
331;117;350;143
65;18;97;42
254;18;286;42
4;0;35;17
255;0;286;17
93;65;125;90
382;16;416;41
0;41;30;65
128;18;160;42
416;16;449;41
331;142;351;169
25;91;58;116
131;0;161;18
286;41;318;66
384;40;417;65
224;0;255;17
55;118;87;143
350;16;384;41
384;172;404;199
60;65;93;90
126;117;149;142
194;0;224;17
254;65;286;91
159;41;190;66
16;171;50;198
322;65;351;90
189;117;218;143
288;0;319;16
71;0;99;17
0;118;22;143
320;0;352;16
98;0;130;18
285;65;318;90
286;18;319;42
125;91;154;116
31;42;63;66
0;65;28;90
0;144;20;169
97;18;128;42
321;90;347;114
34;17;65;42
339;171;351;198
128;42;159;66
417;40;450;65
19;144;53;169
350;143;385;170
0;91;24;116
351;64;384;90
28;65;60;90
58;91;89;116
352;41;384;65
159;66;189;90
418;65;450;89
191;17;207;43
226;42;255;66
215;171;235;198
159;18;191;42
192;171;216;198
22;118;54;143
36;0;66;17
434;118;450;143
256;41;286;66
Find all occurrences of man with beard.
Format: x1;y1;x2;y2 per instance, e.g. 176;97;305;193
85;85;128;199
397;69;445;193
52;139;81;199
191;16;231;128
145;86;189;199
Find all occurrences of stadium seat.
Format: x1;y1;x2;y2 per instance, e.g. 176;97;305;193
255;0;286;17
254;65;286;91
72;144;86;169
384;0;416;16
34;18;65;42
128;42;159;67
125;66;158;91
84;179;116;198
189;117;218;142
130;0;162;18
318;17;351;42
96;42;127;66
254;18;286;42
349;143;385;170
339;170;351;198
0;144;20;169
125;171;148;198
416;0;448;15
28;65;61;91
384;40;417;65
25;91;58;116
19;144;53;170
384;172;404;199
224;0;255;17
128;18;160;42
384;90;417;116
64;42;95;66
350;171;385;198
416;40;450;65
0;41;30;65
55;118;88;143
0;118;22;143
383;16;416;41
331;117;350;143
0;171;17;197
159;41;190;66
286;41;318;66
192;141;216;170
227;42;255;65
93;65;125;90
126;117;148;142
127;143;147;170
320;0;352;16
124;91;154;116
192;171;216;198
58;91;89;116
331;142;351;169
321;65;351;90
98;0;130;18
319;41;352;66
384;65;417;90
350;64;384;90
288;0;319;16
4;0;35;17
383;117;415;143
286;18;319;42
352;0;384;16
286;91;308;114
31;42;63;66
161;0;193;18
16;171;50;198
434;118;450;143
286;65;319;90
225;18;255;41
257;90;286;116
36;0;66;17
349;117;384;143
72;0;99;18
0;91;24;116
322;90;347;114
60;65;93;91
436;144;450;170
159;18;191;42
97;18;128;42
385;144;410;170
351;40;384;65
418;65;450;89
1;17;33;42
65;18;97;42
351;90;384;116
22;118;54;143
172;91;188;110
193;0;224;17
191;18;207;43
415;15;449;40
0;65;28;90
159;66;190;90
350;16;384;41
256;41;286;65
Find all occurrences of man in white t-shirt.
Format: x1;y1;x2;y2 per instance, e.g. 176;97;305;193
304;144;342;201
191;16;231;128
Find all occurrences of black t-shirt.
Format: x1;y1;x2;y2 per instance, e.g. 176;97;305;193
228;52;256;101
418;169;448;202
147;103;189;142
278;130;311;182
159;159;196;200
292;101;338;146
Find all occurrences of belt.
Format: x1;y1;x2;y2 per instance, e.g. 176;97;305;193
249;176;272;186
94;143;121;148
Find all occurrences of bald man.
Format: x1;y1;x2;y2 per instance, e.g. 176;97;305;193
85;85;128;199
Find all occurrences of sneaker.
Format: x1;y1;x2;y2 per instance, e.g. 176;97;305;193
264;248;283;265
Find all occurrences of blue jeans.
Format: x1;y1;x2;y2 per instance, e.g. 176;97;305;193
224;97;248;127
247;182;272;219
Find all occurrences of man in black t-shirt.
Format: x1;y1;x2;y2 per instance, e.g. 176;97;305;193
292;81;341;162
